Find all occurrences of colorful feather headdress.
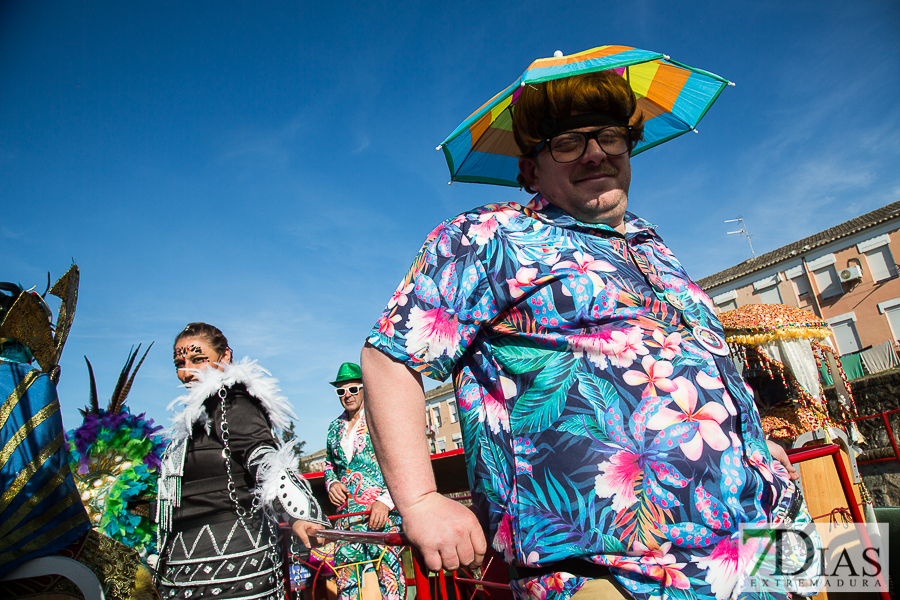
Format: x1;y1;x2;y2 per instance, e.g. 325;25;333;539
68;343;165;558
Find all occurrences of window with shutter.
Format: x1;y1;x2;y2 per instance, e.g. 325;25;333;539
813;265;843;298
865;246;898;282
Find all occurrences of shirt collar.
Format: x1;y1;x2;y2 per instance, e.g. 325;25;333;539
526;195;658;239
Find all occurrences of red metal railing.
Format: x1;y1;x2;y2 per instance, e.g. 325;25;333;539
785;443;890;600
838;407;900;468
279;503;511;600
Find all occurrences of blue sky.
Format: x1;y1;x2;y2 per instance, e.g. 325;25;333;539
3;0;898;452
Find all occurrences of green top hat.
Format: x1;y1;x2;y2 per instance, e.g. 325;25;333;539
330;362;362;386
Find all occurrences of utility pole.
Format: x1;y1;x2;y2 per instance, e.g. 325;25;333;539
725;217;755;257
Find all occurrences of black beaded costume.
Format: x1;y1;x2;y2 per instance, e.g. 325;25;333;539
156;358;326;600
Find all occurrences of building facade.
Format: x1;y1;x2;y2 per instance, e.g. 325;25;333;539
699;201;900;357
424;382;462;454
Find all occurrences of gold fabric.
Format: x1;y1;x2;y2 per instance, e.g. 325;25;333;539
71;450;129;526
0;368;40;431
0;530;160;600
0;265;79;373
0;463;72;538
0;510;88;565
46;266;78;370
0;292;55;372
0;491;84;553
0;401;60;470
0;432;65;514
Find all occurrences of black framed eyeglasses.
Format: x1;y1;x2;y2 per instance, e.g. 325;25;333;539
536;126;633;163
335;385;363;397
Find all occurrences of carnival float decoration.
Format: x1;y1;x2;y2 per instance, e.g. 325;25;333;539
67;344;165;560
719;303;876;530
718;303;862;442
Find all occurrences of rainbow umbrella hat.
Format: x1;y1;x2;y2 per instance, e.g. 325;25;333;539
438;45;733;187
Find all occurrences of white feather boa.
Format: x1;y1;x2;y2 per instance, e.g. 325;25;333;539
166;357;296;443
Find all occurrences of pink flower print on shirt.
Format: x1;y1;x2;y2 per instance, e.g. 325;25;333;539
492;514;515;563
646;377;730;461
470;215;499;245
631;542;691;590
404;305;461;363
377;311;402;337
508;267;539;299
388;282;415;309
595;446;641;512
623;355;678;398
522;579;547;600
514;436;537;475
543;571;573;593
696;370;737;416
651;329;683;360
747;447;776;483
568;329;615;370
481;386;510;434
687;281;716;312
605;326;649;369
692;535;759;600
553;251;616;290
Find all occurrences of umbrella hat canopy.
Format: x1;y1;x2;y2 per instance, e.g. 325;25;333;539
440;45;733;187
718;303;833;346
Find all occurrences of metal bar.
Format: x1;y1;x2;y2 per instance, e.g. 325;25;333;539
856;456;900;465
439;569;447;600
785;444;839;463
880;411;900;469
328;510;370;520
413;553;432;600
830;451;891;600
454;577;515;590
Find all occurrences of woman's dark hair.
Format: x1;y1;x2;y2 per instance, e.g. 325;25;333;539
174;322;229;355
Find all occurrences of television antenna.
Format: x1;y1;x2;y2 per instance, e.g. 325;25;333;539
725;217;755;257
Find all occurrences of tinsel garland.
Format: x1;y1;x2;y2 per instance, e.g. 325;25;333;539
811;340;862;430
66;407;164;557
812;341;859;406
724;326;834;346
719;304;833;345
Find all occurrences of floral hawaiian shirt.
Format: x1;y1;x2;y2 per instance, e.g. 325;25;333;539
367;195;798;600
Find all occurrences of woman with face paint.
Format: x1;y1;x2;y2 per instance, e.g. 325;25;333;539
155;322;327;600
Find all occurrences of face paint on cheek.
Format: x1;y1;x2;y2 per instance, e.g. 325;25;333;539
173;345;203;359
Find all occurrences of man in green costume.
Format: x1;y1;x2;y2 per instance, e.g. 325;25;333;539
324;362;406;600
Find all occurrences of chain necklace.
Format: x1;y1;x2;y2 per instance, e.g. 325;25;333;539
218;387;285;599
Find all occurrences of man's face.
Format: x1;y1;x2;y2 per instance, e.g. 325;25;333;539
518;124;631;231
336;379;364;414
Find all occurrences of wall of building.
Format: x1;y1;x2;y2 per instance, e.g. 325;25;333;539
425;382;462;454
